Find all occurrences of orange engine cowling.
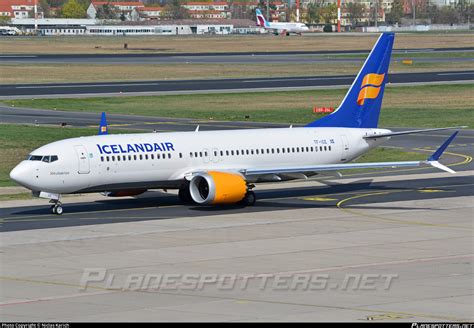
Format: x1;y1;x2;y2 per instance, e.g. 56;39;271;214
101;189;147;197
189;171;247;205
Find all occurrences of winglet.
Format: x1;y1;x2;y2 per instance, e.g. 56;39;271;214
428;131;458;161
425;131;459;174
98;112;108;135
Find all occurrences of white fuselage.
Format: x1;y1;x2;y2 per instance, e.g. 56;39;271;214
265;22;309;34
10;127;390;194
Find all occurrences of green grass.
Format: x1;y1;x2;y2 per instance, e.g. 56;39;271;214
4;84;473;128
0;192;32;201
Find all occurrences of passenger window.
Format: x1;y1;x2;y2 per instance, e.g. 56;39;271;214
179;153;183;158
117;156;121;161
256;149;259;154
195;152;198;158
320;146;323;151
282;148;285;153
226;150;229;156
190;152;193;158
168;153;171;159
139;155;142;160
220;151;224;156
106;157;110;162
151;154;154;160
231;150;234;156
101;156;104;162
204;151;208;157
214;151;217;156
328;146;331;151
128;155;132;160
199;152;202;157
251;150;254;155
324;146;327;151
236;150;239;155
123;155;126;161
112;156;115;161
134;155;137;160
292;148;295;153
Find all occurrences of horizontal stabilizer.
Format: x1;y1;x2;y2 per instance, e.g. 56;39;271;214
364;126;466;139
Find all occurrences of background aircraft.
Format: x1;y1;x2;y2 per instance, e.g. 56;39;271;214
256;8;309;35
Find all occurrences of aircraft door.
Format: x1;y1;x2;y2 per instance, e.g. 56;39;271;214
340;135;349;162
74;145;90;174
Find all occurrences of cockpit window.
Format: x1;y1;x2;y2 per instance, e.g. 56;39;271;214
27;155;58;162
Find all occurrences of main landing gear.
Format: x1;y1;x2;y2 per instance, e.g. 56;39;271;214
49;199;63;215
241;190;256;206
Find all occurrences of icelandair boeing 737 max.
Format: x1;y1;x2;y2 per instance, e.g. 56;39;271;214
10;33;462;215
256;8;309;35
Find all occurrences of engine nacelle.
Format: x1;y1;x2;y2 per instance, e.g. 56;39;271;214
189;171;247;205
101;189;147;197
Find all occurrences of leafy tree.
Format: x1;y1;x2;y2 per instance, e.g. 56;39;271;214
161;0;189;19
456;0;473;24
345;1;365;26
385;0;403;25
320;3;337;24
95;3;117;19
0;16;11;24
61;0;86;17
306;3;322;24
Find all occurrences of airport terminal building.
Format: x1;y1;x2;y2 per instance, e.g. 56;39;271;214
8;18;259;35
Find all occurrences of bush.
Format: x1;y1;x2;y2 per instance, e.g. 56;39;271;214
323;24;333;32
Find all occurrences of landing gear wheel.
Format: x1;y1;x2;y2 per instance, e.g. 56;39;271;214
55;205;63;215
242;191;256;206
50;205;56;214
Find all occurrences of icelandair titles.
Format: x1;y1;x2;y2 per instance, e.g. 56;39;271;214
97;142;175;155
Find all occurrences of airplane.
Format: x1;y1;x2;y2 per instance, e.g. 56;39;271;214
256;8;309;35
10;33;463;215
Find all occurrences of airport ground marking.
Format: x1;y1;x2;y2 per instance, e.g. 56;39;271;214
336;185;474;230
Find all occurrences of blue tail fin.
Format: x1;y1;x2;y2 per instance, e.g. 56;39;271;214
98;112;108;135
306;33;394;128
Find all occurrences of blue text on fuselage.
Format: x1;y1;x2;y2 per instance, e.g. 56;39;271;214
97;142;175;155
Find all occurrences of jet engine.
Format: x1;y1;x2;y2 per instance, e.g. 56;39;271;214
189;171;247;205
101;189;147;197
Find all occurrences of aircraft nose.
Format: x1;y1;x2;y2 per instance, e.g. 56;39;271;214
10;162;31;188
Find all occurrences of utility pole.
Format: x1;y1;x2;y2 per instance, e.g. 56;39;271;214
412;0;416;28
374;0;378;28
34;0;38;32
337;0;341;32
296;0;300;22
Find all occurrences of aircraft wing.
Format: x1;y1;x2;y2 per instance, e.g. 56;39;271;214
241;131;459;177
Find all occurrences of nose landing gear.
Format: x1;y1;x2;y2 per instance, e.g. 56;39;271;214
49;199;63;215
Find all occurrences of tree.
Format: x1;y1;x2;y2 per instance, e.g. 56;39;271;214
0;16;11;24
345;2;365;26
320;3;337;24
385;0;403;25
95;3;117;19
161;0;189;19
61;0;86;18
306;3;322;24
456;0;473;24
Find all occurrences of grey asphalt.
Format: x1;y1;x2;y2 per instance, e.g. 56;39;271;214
1;47;473;64
1;71;473;98
1;107;473;232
